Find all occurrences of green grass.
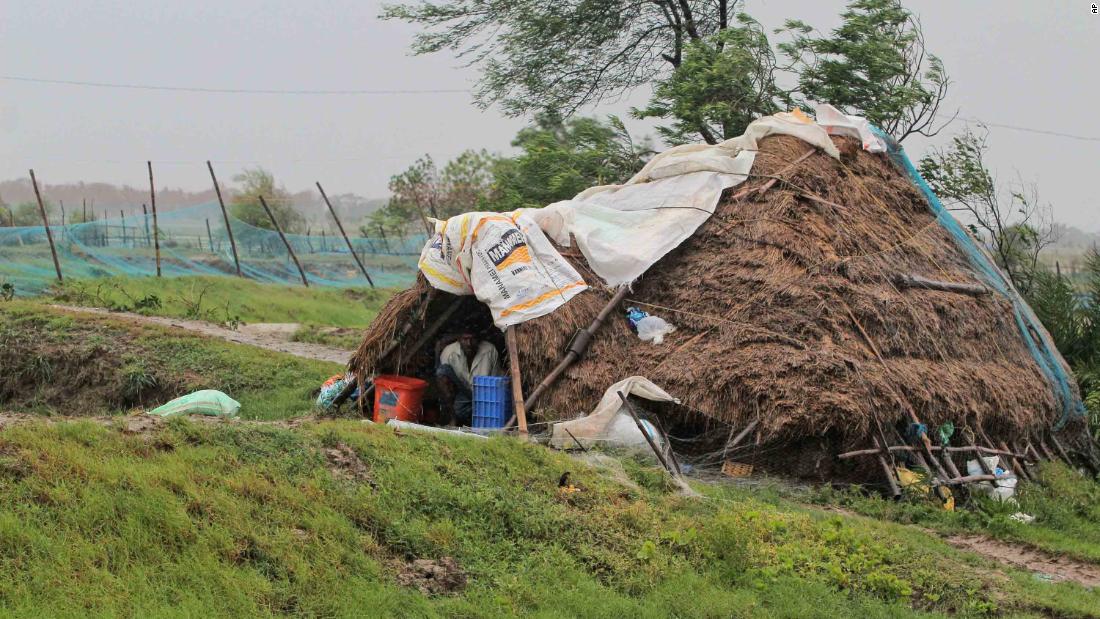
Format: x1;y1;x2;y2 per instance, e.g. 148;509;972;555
0;418;1094;617
0;301;342;420
803;462;1100;566
43;275;394;327
289;323;363;350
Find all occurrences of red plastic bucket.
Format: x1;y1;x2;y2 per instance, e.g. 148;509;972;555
373;375;428;423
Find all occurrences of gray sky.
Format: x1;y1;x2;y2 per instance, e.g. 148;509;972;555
2;0;1098;230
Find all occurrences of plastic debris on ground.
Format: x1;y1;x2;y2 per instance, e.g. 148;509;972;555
147;389;240;418
966;456;1018;502
384;418;488;440
626;306;676;344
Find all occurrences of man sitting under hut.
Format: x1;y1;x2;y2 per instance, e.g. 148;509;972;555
435;330;501;426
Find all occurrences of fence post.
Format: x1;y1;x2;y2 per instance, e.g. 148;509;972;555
258;195;308;287
205;218;215;253
141;204;151;247
206;161;242;276
316;181;375;287
147;161;161;276
29;169;63;282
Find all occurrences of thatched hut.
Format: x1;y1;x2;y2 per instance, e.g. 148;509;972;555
349;131;1090;479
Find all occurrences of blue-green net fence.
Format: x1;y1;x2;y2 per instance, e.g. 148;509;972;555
0;203;423;295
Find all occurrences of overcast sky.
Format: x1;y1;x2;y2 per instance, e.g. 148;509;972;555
1;0;1097;230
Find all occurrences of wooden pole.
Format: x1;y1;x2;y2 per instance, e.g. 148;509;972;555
872;435;902;499
141;204;151;247
505;326;528;436
377;224;391;254
316;181;375;287
524;286;630;412
82;198;87;223
103;210;109;246
29;169;63;282
618;391;675;477
120;210;127;246
148;161;161;276
206;162;242;276
258;195;308;287
205;218;215;253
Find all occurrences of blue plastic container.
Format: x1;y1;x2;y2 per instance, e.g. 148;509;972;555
472;376;511;429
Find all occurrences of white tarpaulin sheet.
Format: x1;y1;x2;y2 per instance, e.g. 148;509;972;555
418;106;875;325
527;110;845;286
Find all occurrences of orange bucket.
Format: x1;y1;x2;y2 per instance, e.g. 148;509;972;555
373;375;428;423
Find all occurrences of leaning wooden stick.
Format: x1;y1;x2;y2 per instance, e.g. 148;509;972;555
206;161;242;276
147;161;161;277
258;195;309;287
618;391;676;477
317;181;375;287
29;169;63;282
524;286;630;412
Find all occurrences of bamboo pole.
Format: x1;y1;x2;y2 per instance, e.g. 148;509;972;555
505;325;528;437
316;182;375;287
258;195;308;287
206;162;242;276
148;161;161;276
524;286;630;412
29;169;62;282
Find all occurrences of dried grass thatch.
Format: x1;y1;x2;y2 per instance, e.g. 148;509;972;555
350;134;1078;450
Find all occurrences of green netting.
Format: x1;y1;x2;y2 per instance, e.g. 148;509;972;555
0;203;422;295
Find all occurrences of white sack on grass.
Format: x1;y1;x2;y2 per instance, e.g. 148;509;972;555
549;376;679;449
418;211;587;327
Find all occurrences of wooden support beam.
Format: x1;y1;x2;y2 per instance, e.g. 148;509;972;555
524;286;630;412
872;435;902;499
894;274;990;297
505;325;528;436
258;195;309;287
148;161;161;277
1048;431;1076;468
28;169;62;282
317;182;375;287
838;444;1028;460
999;439;1033;483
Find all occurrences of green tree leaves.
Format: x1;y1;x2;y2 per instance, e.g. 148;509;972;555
229;168;304;234
779;0;951;141
635;16;785;144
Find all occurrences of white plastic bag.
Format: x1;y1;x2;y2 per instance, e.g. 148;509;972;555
965;456;1017;501
636;315;676;345
148;389;240;418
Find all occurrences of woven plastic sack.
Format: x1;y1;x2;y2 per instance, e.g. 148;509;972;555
148;389;241;418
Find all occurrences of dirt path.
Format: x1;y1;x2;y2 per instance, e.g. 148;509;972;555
946;535;1100;588
49;305;353;364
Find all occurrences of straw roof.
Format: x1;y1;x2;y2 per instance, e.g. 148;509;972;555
351;134;1079;447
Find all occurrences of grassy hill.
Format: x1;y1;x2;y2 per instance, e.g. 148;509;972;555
0;417;1097;617
1;290;1099;617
